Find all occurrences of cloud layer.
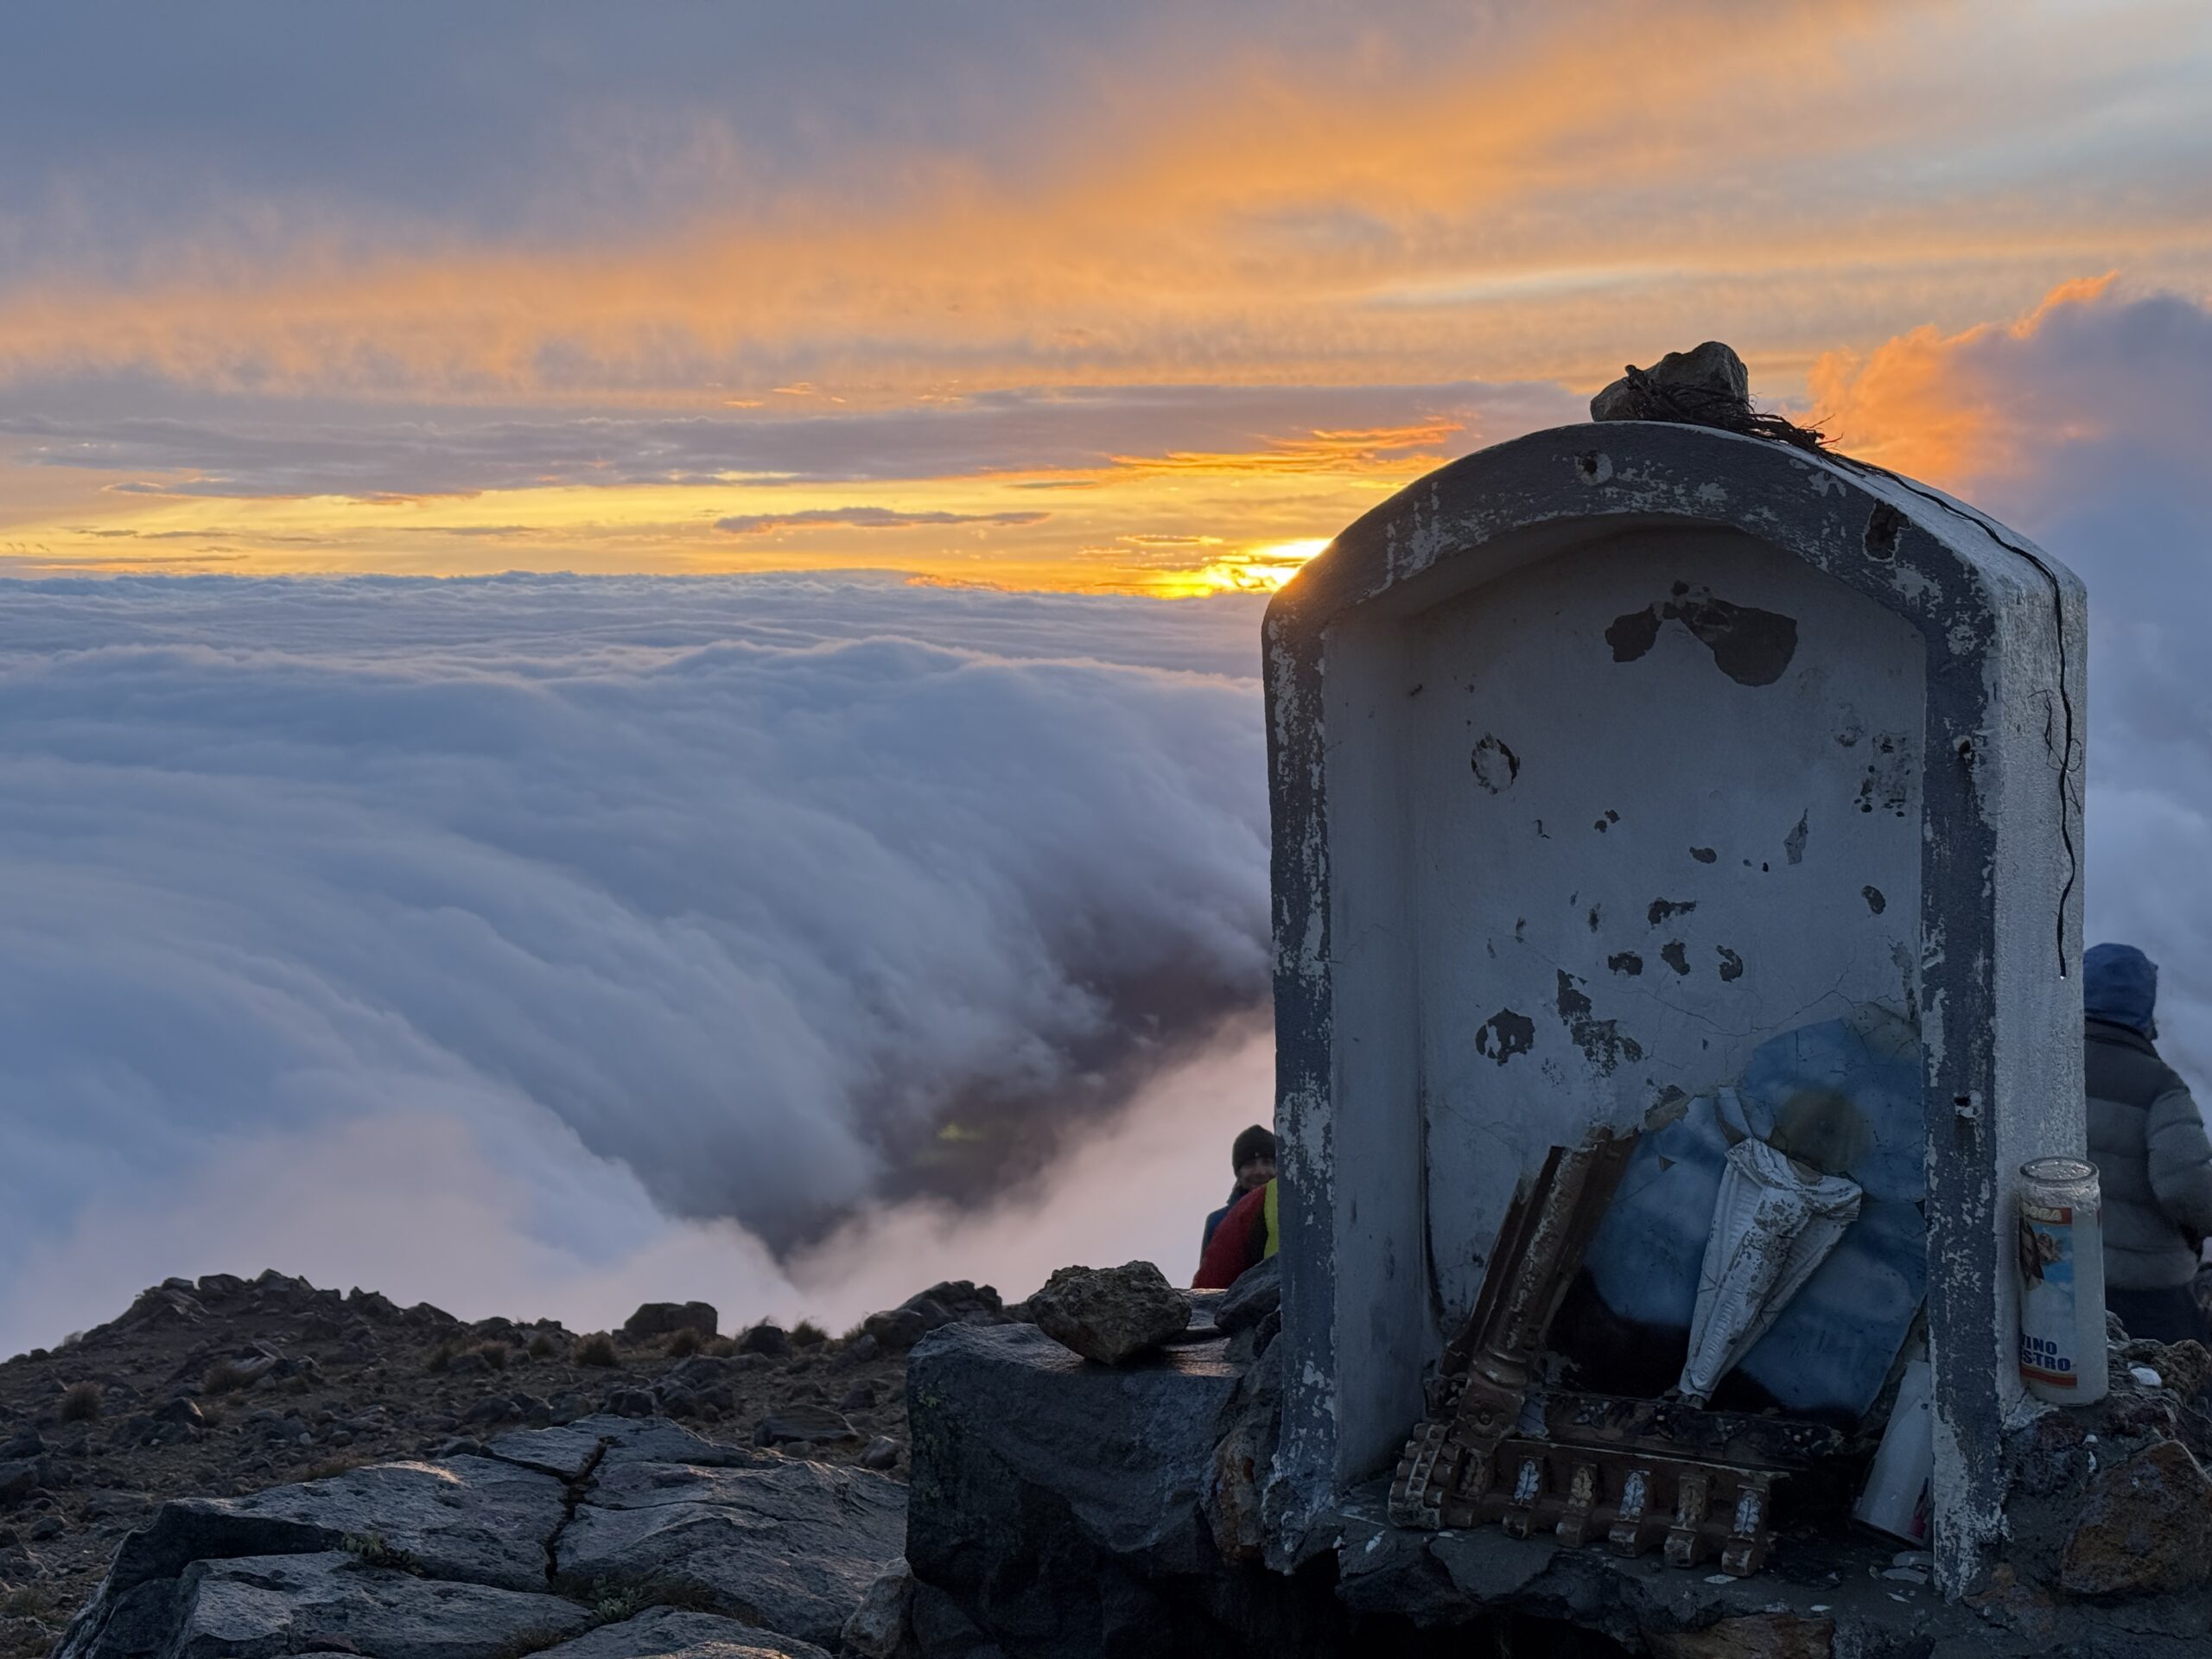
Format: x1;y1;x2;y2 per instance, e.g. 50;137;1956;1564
0;575;1270;1353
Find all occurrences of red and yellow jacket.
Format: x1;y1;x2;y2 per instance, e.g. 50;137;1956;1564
1193;1178;1277;1289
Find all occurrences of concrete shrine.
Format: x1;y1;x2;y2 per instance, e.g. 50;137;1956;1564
1263;416;2086;1594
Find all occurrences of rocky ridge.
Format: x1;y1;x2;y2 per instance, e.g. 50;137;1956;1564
0;1270;1012;1657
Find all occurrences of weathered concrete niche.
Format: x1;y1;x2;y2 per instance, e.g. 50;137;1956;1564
1264;420;2084;1593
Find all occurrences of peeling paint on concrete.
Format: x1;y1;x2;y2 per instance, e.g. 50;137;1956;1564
1604;583;1801;686
1470;734;1520;793
1554;969;1644;1074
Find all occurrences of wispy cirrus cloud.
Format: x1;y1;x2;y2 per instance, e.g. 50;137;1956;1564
715;506;1048;536
0;384;1567;500
1;3;2206;400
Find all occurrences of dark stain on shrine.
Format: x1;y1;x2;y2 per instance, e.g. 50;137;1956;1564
1475;1008;1536;1065
1604;584;1800;687
1555;969;1643;1074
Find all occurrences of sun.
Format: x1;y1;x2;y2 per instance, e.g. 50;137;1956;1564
1159;537;1332;596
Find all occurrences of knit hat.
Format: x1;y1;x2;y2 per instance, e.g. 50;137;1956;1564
1231;1124;1277;1172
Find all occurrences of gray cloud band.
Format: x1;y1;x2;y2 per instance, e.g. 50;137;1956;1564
0;381;1577;500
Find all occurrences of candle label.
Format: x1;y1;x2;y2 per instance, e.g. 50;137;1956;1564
2018;1201;2079;1387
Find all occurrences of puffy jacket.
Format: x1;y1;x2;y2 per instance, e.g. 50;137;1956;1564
1193;1179;1278;1290
2087;1016;2212;1290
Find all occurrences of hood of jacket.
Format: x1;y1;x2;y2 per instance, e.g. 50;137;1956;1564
2086;942;2158;1036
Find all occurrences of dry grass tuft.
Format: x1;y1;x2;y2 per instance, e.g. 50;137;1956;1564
528;1332;562;1360
58;1380;103;1423
790;1319;829;1348
201;1358;250;1396
664;1328;702;1359
574;1332;620;1369
475;1342;510;1372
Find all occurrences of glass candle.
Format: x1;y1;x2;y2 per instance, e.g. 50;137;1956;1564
2017;1156;2109;1404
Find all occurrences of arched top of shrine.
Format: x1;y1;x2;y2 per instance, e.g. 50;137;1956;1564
1263;420;2080;649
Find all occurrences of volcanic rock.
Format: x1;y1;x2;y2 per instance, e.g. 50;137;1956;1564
1591;341;1751;423
2060;1439;2212;1599
621;1302;719;1341
107;1453;567;1594
753;1404;855;1448
553;1455;904;1650
1645;1613;1835;1659
54;1549;594;1659
840;1558;913;1659
1213;1255;1281;1335
1027;1262;1189;1365
538;1605;830;1658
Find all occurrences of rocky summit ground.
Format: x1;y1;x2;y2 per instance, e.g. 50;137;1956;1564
0;1269;1014;1658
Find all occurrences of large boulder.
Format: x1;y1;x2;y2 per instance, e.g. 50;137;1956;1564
54;1416;898;1659
1027;1262;1189;1365
100;1454;567;1596
906;1320;1243;1655
57;1549;593;1659
553;1454;906;1650
623;1302;720;1340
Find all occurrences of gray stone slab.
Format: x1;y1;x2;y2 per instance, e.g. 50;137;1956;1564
536;1605;831;1658
489;1414;766;1480
907;1321;1239;1580
105;1455;567;1597
143;1551;588;1659
555;1459;904;1651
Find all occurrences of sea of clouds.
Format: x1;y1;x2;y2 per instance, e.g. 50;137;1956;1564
0;574;1273;1353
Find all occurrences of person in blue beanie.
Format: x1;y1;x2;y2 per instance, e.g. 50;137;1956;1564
2085;943;2212;1344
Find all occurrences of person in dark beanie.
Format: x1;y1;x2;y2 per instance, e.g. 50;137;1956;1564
2085;942;2212;1344
1199;1125;1277;1258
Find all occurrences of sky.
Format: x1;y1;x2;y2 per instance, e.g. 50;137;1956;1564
3;4;2212;1351
2;0;2209;590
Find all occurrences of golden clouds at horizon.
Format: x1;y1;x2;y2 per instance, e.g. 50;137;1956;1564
2;0;2205;585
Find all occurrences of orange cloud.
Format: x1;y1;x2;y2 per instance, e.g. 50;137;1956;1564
1808;274;2121;483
